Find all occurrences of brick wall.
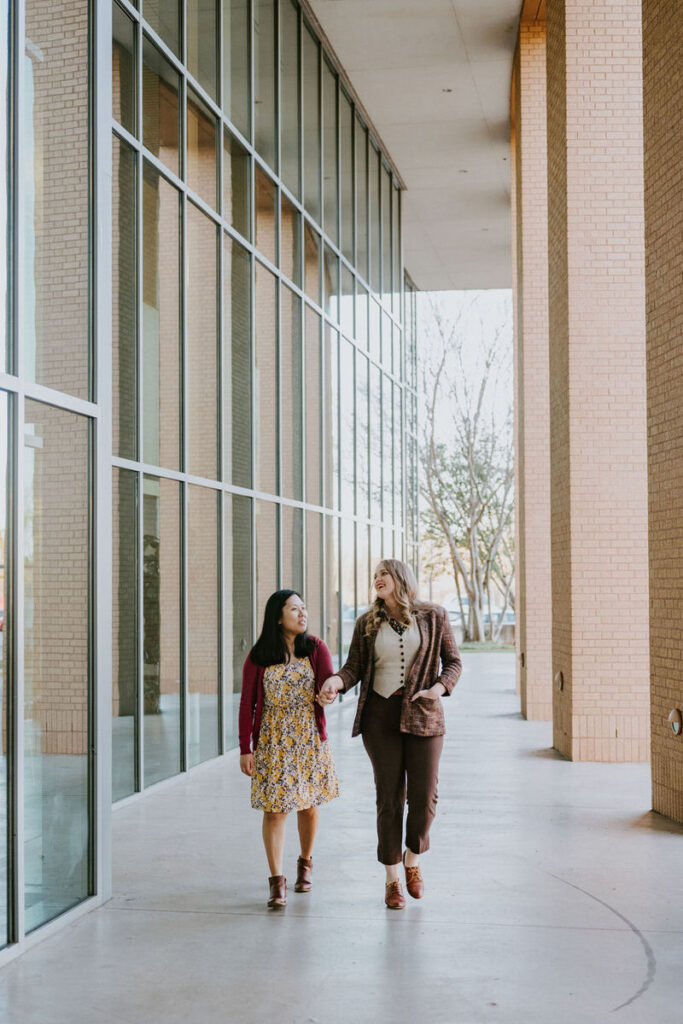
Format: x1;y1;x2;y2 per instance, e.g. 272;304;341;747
546;0;649;761
643;0;683;818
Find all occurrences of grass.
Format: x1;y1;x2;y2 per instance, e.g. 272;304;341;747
459;641;515;653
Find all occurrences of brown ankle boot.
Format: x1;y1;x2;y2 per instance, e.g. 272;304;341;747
385;879;406;910
267;875;287;908
294;856;313;892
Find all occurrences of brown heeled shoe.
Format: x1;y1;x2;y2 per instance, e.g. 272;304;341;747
294;856;313;892
403;852;424;899
267;875;287;908
385;879;406;910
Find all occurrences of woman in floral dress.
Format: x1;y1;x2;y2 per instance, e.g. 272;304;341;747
238;590;339;908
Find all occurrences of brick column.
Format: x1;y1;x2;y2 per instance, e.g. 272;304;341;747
512;21;552;721
546;0;649;761
643;0;683;818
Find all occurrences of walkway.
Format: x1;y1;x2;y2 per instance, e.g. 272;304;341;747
1;653;682;1023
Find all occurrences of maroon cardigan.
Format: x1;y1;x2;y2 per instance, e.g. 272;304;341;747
238;637;334;755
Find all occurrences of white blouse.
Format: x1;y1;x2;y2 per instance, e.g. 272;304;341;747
372;620;421;698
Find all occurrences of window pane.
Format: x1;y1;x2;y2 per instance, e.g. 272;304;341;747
142;164;181;469
255;500;278;615
282;505;303;593
223;0;250;139
394;383;403;533
305;511;322;639
227;494;252;748
223;129;250;239
382;374;393;523
302;25;320;223
187;89;217;208
0;0;7;372
382;163;392;307
113;1;136;135
144;0;180;57
341;264;354;339
187;204;219;479
254;264;277;494
0;394;8;945
369;296;380;362
355;283;368;350
340;518;354;659
281;285;302;501
112;468;138;802
254;0;276;169
24;403;90;932
224;236;252;487
23;1;89;398
323;61;338;245
187;0;218;100
370;145;380;294
355;117;368;282
305;307;322;506
112;137;137;460
143;37;180;175
340;91;353;263
392;184;401;315
281;192;301;285
340;337;354;515
358;521;370;614
369;524;382;583
304;224;320;304
325;515;339;666
255;166;277;266
188;485;220;767
324;324;339;510
370;363;381;520
280;0;300;197
323;244;339;323
382;310;392;369
356;351;368;519
143;475;181;786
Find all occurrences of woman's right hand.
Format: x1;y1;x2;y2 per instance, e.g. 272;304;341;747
239;753;254;776
317;675;342;706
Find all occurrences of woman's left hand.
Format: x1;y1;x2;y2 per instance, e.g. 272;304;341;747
411;682;446;702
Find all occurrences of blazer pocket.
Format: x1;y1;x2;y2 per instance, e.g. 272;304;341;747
411;696;445;733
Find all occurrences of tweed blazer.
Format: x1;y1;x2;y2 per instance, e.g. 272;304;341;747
337;603;462;738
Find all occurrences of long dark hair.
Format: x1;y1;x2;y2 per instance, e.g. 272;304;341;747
250;589;315;667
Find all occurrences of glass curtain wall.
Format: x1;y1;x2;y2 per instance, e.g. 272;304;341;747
111;0;414;800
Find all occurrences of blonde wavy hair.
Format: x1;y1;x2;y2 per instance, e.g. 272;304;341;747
364;559;419;638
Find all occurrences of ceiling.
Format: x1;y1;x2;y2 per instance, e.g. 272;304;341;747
308;0;522;291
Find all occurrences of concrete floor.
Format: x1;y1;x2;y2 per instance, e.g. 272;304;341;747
1;653;682;1024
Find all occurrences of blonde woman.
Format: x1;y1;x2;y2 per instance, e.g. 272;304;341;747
319;559;461;909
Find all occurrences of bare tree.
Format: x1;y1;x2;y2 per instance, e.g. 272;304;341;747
420;295;514;643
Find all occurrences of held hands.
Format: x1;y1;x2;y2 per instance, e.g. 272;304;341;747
316;675;342;707
239;753;254;777
411;682;446;702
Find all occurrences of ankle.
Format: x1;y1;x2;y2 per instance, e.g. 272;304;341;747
404;849;419;868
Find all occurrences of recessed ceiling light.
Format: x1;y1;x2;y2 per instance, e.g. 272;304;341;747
458;169;468;174
442;88;453;93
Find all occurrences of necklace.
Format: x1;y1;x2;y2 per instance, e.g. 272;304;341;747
388;616;408;636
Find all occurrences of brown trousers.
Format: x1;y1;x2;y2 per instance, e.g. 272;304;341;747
361;689;444;865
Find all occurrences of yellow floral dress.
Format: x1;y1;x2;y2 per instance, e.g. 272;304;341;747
251;657;339;813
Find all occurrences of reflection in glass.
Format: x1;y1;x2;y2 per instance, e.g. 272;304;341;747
358;522;370;614
112;468;138;802
143;37;180;174
143;475;181;786
355;284;368;349
187;0;218;99
355;117;368;283
382;310;392;369
393;383;403;532
280;0;300;197
305;307;322;506
142;163;181;470
24;402;90;932
382;374;394;522
0;393;8;944
223;0;250;139
144;0;180;57
187;89;217;208
323;244;339;323
113;2;136;134
254;0;276;169
224;236;252;487
340;91;354;264
303;25;321;223
340;518;354;658
23;0;89;397
112;136;137;460
187;204;219;479
325;516;340;666
370;145;381;294
255;166;277;266
324;325;339;510
305;512;322;638
255;265;277;495
282;505;303;594
304;225;321;304
255;500;278;616
281;193;301;285
370;364;382;521
341;265;354;340
227;494;253;747
281;286;303;501
369;296;380;362
0;0;6;372
382;163;392;307
392;184;401;315
356;353;369;519
323;61;338;245
223;129;250;239
370;524;382;581
188;485;220;767
340;338;355;515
